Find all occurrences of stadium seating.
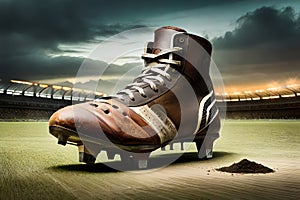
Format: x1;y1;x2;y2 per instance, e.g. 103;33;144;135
0;80;299;120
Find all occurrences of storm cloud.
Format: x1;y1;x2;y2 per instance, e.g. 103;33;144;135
0;0;147;81
213;6;300;87
0;1;299;90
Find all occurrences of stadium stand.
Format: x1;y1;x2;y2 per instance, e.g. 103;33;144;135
0;80;103;121
0;80;299;120
217;84;300;119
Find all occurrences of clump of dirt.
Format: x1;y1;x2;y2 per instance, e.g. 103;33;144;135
216;159;274;174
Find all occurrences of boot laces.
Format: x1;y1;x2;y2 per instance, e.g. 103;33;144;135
108;47;182;101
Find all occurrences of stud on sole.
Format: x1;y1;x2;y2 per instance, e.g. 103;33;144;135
120;152;150;169
57;133;69;146
78;145;97;164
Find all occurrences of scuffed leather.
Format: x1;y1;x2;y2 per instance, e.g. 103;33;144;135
49;99;161;146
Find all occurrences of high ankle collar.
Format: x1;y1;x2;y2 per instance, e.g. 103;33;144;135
153;26;186;54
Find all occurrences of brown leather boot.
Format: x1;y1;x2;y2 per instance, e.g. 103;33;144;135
49;26;220;168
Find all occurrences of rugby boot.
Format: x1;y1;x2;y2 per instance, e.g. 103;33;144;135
49;26;220;168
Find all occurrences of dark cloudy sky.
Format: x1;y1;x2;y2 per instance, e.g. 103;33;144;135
1;0;300;92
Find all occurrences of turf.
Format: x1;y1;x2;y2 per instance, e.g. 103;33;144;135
0;121;299;199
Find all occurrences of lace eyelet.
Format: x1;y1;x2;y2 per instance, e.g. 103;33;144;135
150;86;158;93
89;103;98;107
112;105;119;109
130;98;135;101
102;108;110;114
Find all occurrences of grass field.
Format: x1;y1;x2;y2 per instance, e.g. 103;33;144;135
0;120;299;199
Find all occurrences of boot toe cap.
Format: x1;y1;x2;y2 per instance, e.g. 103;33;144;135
49;106;76;131
48;101;161;150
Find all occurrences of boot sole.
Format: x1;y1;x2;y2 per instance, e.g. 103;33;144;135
49;125;160;151
49;113;220;168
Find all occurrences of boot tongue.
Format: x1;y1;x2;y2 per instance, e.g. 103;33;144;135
152;26;186;54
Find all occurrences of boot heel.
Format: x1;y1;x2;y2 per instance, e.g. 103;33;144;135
195;113;221;159
195;136;217;159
